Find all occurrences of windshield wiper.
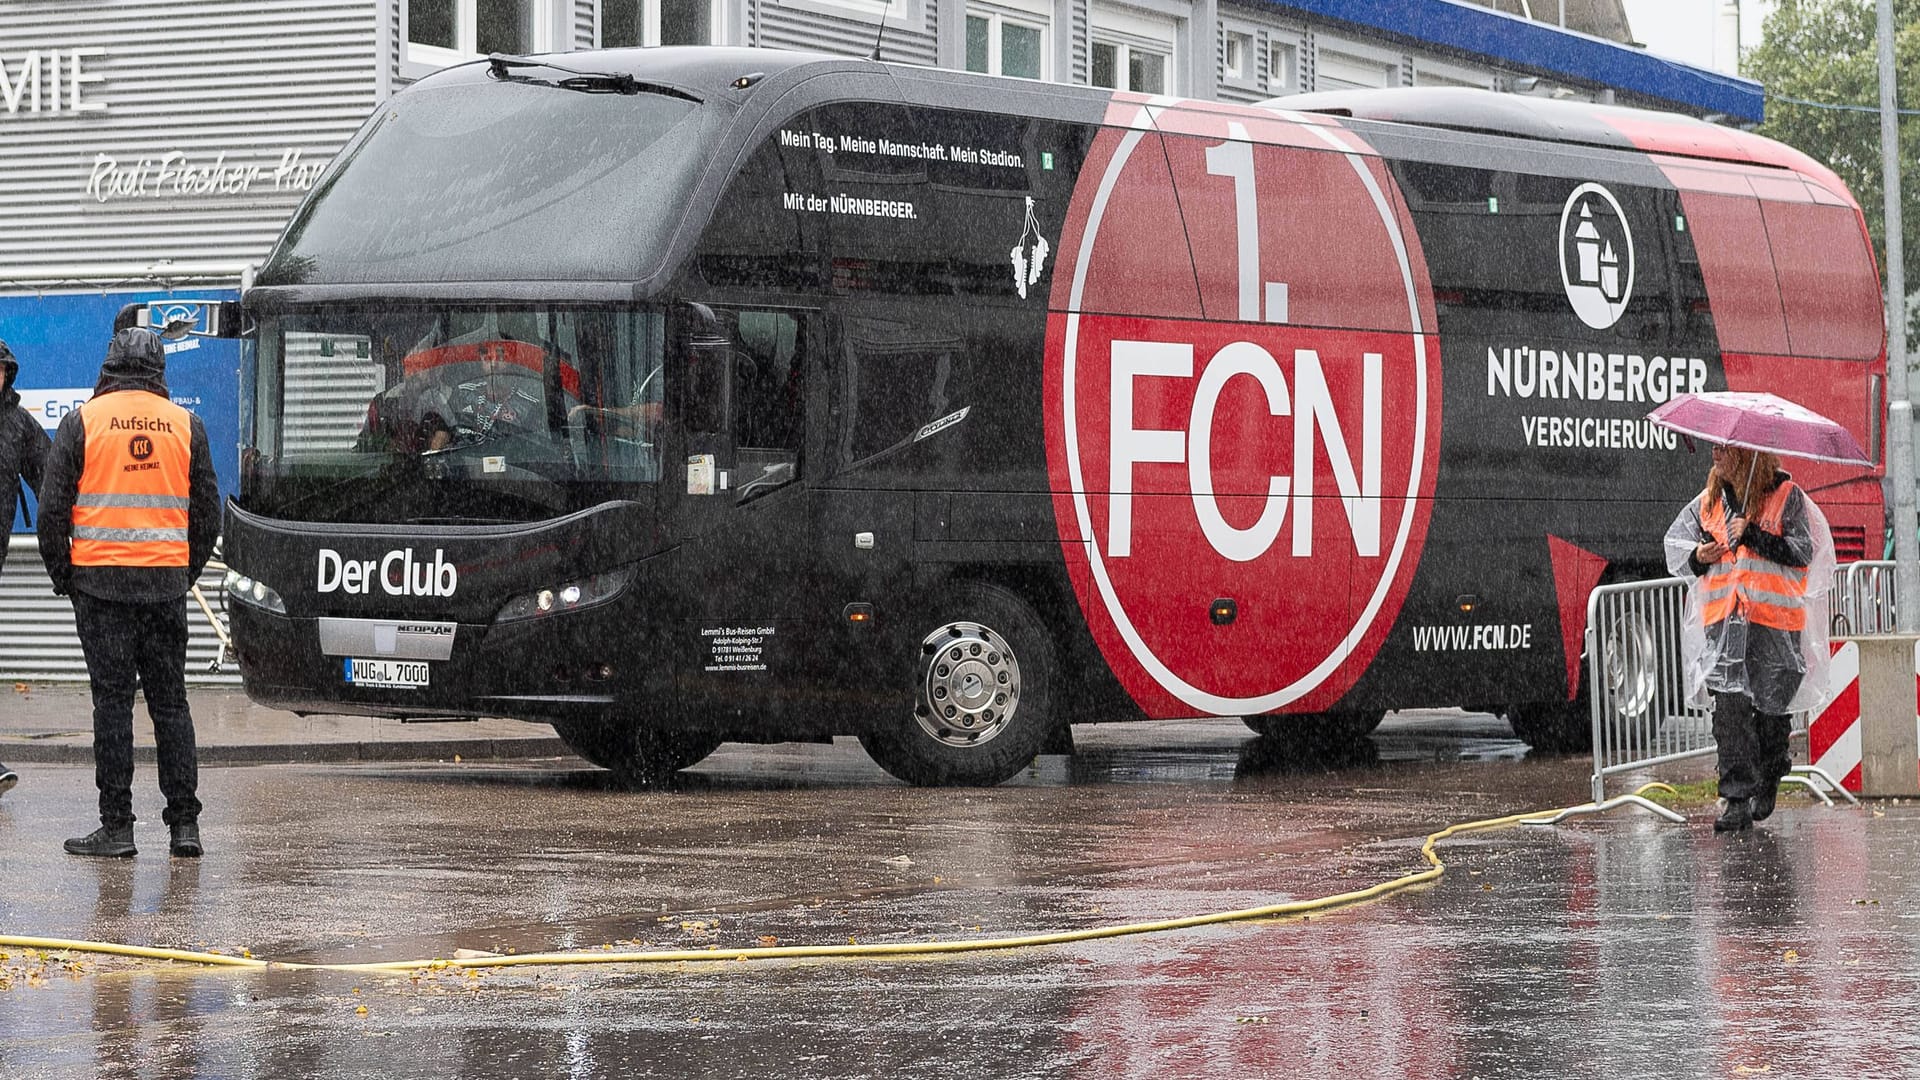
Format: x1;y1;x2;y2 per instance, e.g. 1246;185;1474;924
485;54;701;101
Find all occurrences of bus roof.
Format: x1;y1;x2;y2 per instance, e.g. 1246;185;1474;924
1266;87;1855;205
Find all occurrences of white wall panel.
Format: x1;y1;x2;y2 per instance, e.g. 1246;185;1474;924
0;0;380;293
1;538;238;684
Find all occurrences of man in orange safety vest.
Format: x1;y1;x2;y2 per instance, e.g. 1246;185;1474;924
37;327;218;858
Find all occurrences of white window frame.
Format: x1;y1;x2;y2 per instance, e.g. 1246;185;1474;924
1222;30;1250;82
965;3;1052;81
1090;37;1173;93
599;0;725;48
1266;38;1299;95
783;0;930;28
406;0;558;73
1089;4;1177;94
1313;42;1399;92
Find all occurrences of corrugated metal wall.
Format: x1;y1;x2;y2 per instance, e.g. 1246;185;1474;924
0;538;238;684
755;0;937;69
0;0;378;291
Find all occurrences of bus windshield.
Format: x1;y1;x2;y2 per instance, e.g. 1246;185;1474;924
243;305;665;524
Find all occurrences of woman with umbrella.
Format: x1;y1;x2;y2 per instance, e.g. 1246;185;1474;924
1654;392;1848;833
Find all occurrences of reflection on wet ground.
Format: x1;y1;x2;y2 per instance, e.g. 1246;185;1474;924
3;713;1916;1078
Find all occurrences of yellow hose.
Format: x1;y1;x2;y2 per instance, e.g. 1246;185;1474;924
0;785;1682;975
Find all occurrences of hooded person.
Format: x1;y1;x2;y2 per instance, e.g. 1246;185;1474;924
37;326;219;856
0;339;53;797
1665;443;1836;834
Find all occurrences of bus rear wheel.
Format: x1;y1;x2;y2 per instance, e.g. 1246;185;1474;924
553;721;723;787
1505;701;1592;754
1242;711;1385;747
860;582;1055;787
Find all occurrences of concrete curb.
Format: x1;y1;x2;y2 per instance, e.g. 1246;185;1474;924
0;737;573;766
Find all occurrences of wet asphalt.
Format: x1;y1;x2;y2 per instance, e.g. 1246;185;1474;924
1;711;1916;1079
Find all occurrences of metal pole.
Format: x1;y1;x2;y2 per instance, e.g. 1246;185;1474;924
1878;0;1920;631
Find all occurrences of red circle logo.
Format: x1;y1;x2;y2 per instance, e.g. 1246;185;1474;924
1044;100;1442;717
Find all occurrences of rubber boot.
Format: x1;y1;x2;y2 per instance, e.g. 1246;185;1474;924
169;822;203;858
65;824;137;858
1713;797;1753;834
1750;783;1779;822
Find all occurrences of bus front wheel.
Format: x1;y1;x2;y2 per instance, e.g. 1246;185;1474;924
860;582;1056;787
553;720;722;787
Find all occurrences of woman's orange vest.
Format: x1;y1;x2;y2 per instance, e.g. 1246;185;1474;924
1700;480;1808;632
70;390;193;568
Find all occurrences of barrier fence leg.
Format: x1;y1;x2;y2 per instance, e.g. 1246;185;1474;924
1789;764;1861;806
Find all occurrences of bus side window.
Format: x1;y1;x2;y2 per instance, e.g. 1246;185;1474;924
729;309;806;501
836;317;961;469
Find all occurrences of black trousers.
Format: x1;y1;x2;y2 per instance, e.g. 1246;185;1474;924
71;592;201;828
1711;690;1792;801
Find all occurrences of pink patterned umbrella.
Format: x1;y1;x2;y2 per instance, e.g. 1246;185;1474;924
1646;391;1870;466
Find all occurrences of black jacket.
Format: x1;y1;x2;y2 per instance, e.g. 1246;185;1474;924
36;368;219;601
1;351;52;571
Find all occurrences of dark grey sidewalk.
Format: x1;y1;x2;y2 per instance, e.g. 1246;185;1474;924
0;683;567;765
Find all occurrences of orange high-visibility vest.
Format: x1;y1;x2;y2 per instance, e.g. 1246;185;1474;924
1700;481;1808;632
70;390;193;568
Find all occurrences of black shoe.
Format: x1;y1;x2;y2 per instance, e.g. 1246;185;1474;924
169;822;202;858
1750;784;1779;822
0;764;16;798
64;824;137;858
1714;798;1754;834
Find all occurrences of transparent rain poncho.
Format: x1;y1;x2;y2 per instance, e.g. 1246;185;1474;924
1665;484;1835;716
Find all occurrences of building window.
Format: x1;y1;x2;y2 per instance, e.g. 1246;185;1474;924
1091;40;1168;93
409;0;549;65
1267;41;1296;94
601;0;712;46
965;7;1048;80
1223;31;1251;81
1315;48;1396;91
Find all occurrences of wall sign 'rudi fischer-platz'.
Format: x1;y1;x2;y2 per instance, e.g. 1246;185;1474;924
2;43;325;201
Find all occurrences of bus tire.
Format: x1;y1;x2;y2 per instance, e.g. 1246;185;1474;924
860;582;1055;787
1242;711;1385;746
553;721;723;787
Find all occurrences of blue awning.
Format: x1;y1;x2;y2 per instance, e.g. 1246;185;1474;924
1267;0;1764;123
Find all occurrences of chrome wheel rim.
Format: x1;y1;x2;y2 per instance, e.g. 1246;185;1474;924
915;620;1020;747
1604;614;1657;720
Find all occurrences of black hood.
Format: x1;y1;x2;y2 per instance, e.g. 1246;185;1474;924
1;338;18;411
93;327;170;398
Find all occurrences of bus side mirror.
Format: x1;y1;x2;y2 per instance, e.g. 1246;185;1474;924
113;300;242;339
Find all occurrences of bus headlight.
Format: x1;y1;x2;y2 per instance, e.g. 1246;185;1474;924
223;568;287;614
493;566;634;624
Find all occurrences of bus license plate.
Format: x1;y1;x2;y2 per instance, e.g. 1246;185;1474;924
344;657;430;689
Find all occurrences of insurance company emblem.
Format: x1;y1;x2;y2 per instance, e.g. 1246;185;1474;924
1558;182;1635;330
1044;99;1441;718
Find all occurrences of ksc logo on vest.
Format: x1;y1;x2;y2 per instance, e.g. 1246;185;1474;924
1043;101;1442;719
1559;183;1635;330
128;435;153;460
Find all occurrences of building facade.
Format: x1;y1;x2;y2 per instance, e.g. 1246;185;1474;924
0;0;1758;678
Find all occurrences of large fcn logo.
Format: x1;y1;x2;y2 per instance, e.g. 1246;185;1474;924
1044;100;1442;718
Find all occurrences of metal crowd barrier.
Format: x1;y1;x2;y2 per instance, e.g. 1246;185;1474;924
1526;573;1858;826
1831;559;1897;636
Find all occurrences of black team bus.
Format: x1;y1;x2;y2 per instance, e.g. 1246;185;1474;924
211;48;1887;786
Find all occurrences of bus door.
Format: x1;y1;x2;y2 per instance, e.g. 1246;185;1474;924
670;304;823;713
